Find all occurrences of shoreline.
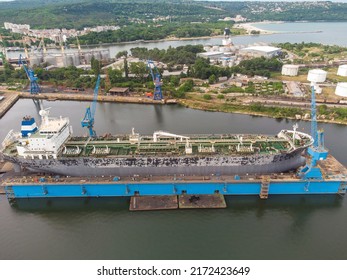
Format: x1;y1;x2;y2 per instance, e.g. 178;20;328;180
234;21;281;34
1;90;346;126
177;99;347;126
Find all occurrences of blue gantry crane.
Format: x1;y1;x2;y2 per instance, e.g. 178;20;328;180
299;78;328;180
147;60;163;100
81;75;101;137
19;54;41;94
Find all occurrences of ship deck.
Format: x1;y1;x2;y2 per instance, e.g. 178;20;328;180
2;131;312;157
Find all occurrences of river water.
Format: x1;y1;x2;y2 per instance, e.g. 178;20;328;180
0;100;347;260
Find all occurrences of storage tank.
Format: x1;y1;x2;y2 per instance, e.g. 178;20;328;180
337;65;347;77
335;82;347;97
307;69;327;83
281;64;299;76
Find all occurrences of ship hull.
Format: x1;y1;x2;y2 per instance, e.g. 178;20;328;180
3;148;306;177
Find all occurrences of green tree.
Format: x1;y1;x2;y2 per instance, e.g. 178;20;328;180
116;50;128;59
129;62;147;81
208;74;217;84
91;56;101;75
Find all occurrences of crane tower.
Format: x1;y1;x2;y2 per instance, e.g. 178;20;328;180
19;54;40;94
147;60;163;100
81;75;101;137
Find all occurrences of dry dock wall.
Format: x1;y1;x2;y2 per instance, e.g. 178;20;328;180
5;179;345;199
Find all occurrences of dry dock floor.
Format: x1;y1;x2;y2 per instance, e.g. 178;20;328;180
129;194;227;211
130;195;178;211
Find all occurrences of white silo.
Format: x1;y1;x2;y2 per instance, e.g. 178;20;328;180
307;69;327;83
337;65;347;77
44;55;56;66
73;53;80;66
92;51;101;60
65;54;74;66
29;54;43;66
281;64;299;76
84;53;92;64
335;82;347;97
55;55;65;67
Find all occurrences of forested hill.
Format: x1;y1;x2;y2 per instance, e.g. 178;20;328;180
1;0;347;30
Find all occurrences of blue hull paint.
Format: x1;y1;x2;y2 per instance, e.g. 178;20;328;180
6;180;343;199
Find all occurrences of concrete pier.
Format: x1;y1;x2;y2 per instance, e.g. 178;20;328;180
0;92;19;118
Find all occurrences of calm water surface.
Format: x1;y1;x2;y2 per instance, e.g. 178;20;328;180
0;100;347;260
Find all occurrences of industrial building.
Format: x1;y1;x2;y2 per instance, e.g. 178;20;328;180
239;46;281;58
108;87;130;96
197;51;224;60
28;49;110;68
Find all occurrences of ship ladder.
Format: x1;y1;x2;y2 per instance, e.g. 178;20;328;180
337;182;347;197
260;176;270;199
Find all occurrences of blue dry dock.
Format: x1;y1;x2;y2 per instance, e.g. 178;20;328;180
2;154;347;210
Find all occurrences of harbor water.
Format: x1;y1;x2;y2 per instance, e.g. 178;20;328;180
0;100;347;259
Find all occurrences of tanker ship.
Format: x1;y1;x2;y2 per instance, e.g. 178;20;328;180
1;109;313;177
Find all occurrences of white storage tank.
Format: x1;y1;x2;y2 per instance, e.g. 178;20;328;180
307;69;327;83
281;64;299;76
335;82;347;97
337;65;347;77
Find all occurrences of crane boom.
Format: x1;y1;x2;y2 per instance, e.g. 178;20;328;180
81;75;100;137
147;60;163;100
19;54;40;94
